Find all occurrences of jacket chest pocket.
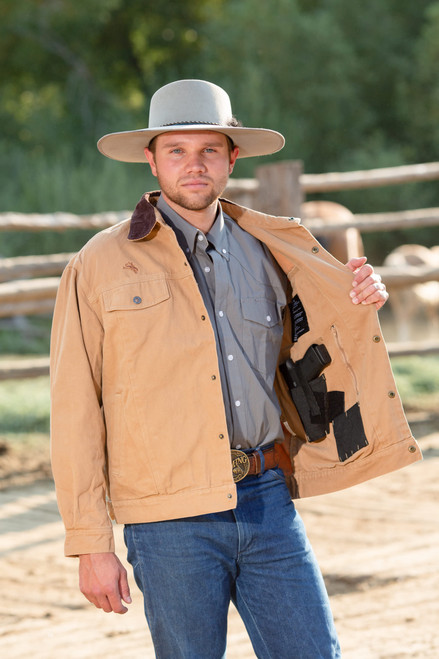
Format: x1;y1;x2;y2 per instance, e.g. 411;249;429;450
103;278;170;312
102;279;171;350
241;297;283;376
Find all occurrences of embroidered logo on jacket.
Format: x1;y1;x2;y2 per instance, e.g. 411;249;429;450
123;262;139;274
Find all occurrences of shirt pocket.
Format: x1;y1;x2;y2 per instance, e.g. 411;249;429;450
241;297;283;377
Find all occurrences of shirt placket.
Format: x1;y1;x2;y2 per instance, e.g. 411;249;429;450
207;242;248;449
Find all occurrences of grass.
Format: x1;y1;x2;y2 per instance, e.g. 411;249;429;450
0;376;50;435
390;355;439;412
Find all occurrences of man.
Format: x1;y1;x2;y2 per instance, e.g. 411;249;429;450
50;79;421;658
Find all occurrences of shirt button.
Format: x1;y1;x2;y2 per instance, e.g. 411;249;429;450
133;296;142;304
266;315;271;322
222;249;227;254
197;234;204;242
236;444;241;449
218;311;224;317
235;400;241;407
204;266;211;273
227;354;234;361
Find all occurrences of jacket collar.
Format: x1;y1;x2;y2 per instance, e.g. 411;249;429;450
127;192;161;241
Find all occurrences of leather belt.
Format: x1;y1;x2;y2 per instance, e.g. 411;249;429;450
231;444;279;483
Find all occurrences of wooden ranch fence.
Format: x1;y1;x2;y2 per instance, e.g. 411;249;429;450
1;160;439;379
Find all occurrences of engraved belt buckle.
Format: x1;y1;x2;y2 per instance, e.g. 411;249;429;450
231;449;250;483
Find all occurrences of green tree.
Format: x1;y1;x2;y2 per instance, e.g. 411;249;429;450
0;0;223;153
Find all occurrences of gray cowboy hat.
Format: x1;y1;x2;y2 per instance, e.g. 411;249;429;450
97;79;285;162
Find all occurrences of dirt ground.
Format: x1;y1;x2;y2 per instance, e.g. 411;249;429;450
0;414;438;658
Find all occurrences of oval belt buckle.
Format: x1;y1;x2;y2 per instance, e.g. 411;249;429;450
231;449;250;483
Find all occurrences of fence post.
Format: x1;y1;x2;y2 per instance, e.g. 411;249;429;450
255;160;304;217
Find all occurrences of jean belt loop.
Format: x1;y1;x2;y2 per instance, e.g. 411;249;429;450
256;448;265;475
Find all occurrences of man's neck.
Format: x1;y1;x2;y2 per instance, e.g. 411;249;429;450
159;193;218;234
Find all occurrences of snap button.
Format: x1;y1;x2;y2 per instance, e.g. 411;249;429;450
227;493;233;499
312;246;319;254
219;434;224;439
388;391;396;398
201;315;206;320
211;374;217;380
408;445;417;453
373;335;381;343
133;296;142;304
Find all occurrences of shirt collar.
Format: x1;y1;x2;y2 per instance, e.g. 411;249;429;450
207;209;230;261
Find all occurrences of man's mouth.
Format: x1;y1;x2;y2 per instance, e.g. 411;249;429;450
181;179;210;189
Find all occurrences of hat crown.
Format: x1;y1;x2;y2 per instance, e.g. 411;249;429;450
148;79;233;129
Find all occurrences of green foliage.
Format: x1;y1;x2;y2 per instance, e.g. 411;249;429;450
0;317;52;354
0;376;50;433
391;355;439;410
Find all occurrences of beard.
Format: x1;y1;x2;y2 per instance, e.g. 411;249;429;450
156;173;229;212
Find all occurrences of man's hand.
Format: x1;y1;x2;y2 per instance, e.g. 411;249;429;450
79;552;132;614
346;256;389;311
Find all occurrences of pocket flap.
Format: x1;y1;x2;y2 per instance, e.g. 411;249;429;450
241;298;279;327
103;278;170;311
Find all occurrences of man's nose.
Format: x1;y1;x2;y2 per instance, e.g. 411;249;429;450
186;153;206;172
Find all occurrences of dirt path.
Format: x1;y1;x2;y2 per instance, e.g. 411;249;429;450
0;423;438;658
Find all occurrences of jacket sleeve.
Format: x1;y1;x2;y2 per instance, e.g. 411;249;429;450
50;261;114;557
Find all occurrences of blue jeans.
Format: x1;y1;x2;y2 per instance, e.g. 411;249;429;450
124;468;340;658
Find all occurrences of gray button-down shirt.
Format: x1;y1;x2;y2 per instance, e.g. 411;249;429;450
157;195;287;449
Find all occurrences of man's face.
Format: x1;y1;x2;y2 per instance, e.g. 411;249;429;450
144;131;239;215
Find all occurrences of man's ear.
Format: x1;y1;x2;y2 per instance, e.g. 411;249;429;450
144;147;157;177
229;146;239;174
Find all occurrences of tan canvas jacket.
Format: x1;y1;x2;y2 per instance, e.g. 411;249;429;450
50;193;421;557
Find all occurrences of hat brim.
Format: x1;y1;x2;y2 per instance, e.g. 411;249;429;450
97;125;285;162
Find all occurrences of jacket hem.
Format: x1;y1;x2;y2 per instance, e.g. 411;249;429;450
293;435;422;499
111;484;237;524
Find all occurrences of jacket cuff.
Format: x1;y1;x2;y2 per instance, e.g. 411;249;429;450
64;529;115;557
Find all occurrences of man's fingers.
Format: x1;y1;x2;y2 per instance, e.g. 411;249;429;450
345;256;367;273
78;552;131;615
119;567;132;605
350;277;388;309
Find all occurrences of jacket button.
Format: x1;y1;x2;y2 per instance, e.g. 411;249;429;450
227;493;233;499
311;246;319;253
408;445;417;453
211;374;217;380
201;315;206;320
388;391;396;398
373;335;381;343
219;433;224;439
133;296;142;304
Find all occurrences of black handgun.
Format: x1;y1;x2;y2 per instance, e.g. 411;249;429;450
280;344;331;441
